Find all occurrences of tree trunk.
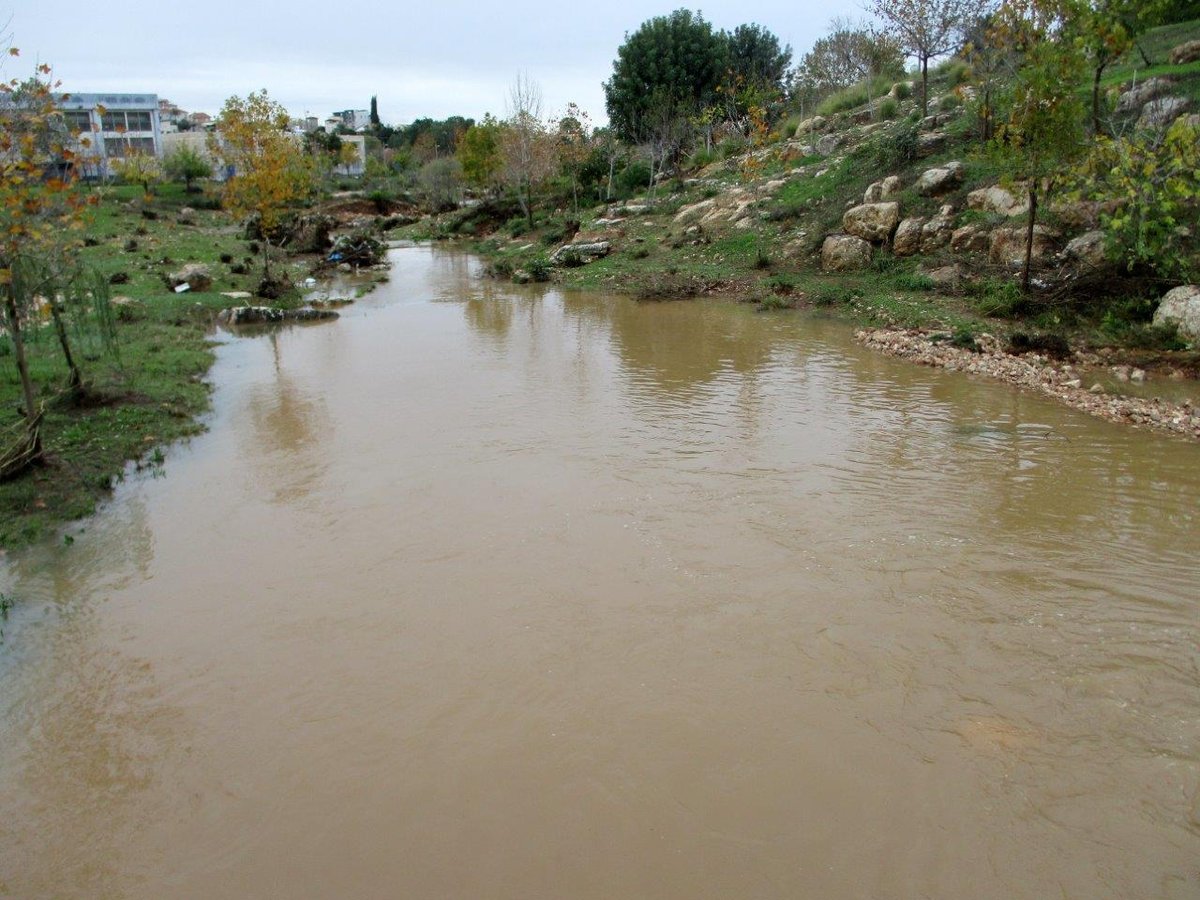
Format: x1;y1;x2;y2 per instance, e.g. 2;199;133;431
262;235;272;281
606;153;615;202
1022;185;1038;294
48;297;82;390
3;286;40;436
921;55;930;119
1092;63;1106;135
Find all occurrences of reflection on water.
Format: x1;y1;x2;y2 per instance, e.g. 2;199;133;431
1;247;1198;899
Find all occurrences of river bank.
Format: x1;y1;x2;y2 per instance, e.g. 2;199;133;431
0;185;384;550
857;328;1200;440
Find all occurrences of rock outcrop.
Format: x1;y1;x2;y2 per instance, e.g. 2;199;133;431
863;176;902;203
989;226;1059;268
893;218;925;256
821;234;871;271
1153;285;1200;342
950;224;991;254
1063;230;1108;270
967;186;1027;217
1169;40;1200;65
920;206;957;253
916;161;965;195
1139;96;1191;129
842;202;900;243
551;241;611;265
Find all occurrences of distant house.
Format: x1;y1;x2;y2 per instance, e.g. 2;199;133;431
58;92;163;177
188;111;213;127
328;109;371;132
338;135;367;176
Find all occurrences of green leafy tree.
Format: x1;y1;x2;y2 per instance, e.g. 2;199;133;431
163;143;213;192
723;24;792;94
1085;116;1200;278
990;0;1088;292
456;115;502;191
211;90;316;283
369;95;380;127
555;103;592;215
1069;0;1168;134
604;9;727;144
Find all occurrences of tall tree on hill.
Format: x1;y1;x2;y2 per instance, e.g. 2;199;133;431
604;9;727;145
868;0;981;117
724;24;792;94
1070;0;1168;134
369;95;380;127
990;0;1088;293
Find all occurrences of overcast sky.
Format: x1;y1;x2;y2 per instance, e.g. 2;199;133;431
8;0;845;125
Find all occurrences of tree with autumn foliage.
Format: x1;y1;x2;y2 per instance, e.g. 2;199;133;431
211;90;315;285
1;53;97;463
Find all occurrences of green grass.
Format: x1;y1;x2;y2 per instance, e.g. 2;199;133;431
0;184;320;548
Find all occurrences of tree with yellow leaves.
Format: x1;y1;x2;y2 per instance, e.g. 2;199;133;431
210;90;314;285
1;52;96;463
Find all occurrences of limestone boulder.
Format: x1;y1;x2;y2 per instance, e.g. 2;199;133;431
167;263;212;292
843;202;901;243
893;218;925;256
921;205;957;253
1116;77;1174;114
1140;96;1191;129
794;116;828;136
815;134;842;157
551;241;610;265
916;161;965;195
1152;285;1200;342
864;176;902;203
989;226;1060;268
924;264;966;290
821;234;872;272
916;132;947;157
1063;230;1108;269
967;185;1027;218
177;206;196;225
950;224;991;254
1169;40;1200;65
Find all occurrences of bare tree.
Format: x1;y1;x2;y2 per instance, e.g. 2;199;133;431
500;73;555;226
868;0;982;117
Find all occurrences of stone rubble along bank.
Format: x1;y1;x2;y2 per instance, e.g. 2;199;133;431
855;328;1200;441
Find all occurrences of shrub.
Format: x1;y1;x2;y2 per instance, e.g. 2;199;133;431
506;217;529;238
718;134;748;159
855;122;920;173
615;162;651;196
939;93;960;112
895;273;935;291
892;81;913;100
527;257;552;282
879;98;899;120
630;246;651;260
1006;331;1071;358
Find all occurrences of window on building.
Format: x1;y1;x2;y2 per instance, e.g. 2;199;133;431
63;110;92;132
126;111;152;131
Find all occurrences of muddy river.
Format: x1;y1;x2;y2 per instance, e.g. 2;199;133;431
1;247;1198;898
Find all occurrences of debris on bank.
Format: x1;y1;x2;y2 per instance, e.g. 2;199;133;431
856;328;1200;440
217;306;340;326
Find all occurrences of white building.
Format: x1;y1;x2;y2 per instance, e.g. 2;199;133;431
58;93;163;177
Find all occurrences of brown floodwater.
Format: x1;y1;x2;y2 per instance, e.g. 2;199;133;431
1;247;1198;899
